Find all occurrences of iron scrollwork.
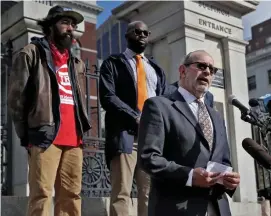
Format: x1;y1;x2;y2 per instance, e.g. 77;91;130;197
81;138;138;198
81;138;111;197
1;40;13;195
81;60;138;198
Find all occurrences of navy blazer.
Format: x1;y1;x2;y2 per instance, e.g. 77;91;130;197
99;53;168;167
169;81;214;108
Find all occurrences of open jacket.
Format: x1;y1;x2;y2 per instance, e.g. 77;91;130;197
99;53;168;167
8;37;91;148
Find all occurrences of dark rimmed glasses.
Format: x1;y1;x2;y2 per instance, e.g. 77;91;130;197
132;28;151;37
184;62;218;75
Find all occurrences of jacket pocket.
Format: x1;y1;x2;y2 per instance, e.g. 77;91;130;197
28;125;55;148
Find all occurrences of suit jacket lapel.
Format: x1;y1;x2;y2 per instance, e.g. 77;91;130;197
119;54;137;90
204;95;210;107
206;105;220;158
170;91;211;151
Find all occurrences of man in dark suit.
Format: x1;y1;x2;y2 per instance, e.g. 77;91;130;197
138;50;240;216
99;21;168;216
169;81;214;108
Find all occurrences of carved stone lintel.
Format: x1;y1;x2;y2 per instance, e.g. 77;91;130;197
222;37;248;54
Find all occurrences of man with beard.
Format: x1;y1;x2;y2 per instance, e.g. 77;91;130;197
168;80;215;108
138;50;240;216
8;5;90;216
165;53;214;108
99;21;168;216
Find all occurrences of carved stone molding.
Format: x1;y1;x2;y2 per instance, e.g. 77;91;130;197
222;37;248;54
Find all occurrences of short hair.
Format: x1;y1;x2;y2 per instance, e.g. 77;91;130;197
181;50;211;65
182;52;193;65
126;21;147;33
37;15;66;36
37;19;54;36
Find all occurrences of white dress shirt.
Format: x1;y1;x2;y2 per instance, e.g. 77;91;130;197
178;86;213;187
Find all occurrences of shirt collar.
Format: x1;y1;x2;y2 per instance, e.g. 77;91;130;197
124;48;146;60
178;86;205;104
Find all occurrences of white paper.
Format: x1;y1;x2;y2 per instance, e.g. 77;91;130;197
206;161;233;185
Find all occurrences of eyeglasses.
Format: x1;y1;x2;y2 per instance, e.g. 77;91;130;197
60;20;77;30
184;62;218;75
133;29;151;37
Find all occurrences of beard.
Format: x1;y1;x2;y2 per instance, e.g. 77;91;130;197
127;38;147;54
197;84;209;92
52;25;74;50
195;83;209;94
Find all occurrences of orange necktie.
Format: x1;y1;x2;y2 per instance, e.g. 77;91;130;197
135;55;148;111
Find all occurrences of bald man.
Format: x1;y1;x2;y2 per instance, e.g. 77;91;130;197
99;21;168;216
138;50;240;216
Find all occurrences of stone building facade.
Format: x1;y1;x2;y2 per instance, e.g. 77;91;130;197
246;18;271;99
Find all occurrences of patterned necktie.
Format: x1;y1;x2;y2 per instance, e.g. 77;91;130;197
197;100;213;150
135;55;148;111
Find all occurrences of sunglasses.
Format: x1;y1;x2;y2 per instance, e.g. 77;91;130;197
133;29;151;37
184;62;218;75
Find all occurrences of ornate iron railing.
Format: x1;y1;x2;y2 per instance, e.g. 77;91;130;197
81;59;138;198
1;40;13;195
81;137;111;197
252;126;271;199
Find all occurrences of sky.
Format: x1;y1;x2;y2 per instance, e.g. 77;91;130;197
96;1;271;40
242;1;271;40
96;1;123;27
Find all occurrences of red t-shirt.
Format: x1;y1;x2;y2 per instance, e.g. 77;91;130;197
50;42;81;147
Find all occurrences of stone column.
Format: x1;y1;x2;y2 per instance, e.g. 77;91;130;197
1;0;50;196
166;25;206;83
222;37;260;215
167;29;186;84
166;27;187;83
184;25;206;54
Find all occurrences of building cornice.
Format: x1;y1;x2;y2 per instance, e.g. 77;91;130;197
111;1;136;15
246;54;271;67
58;1;103;15
111;1;148;21
219;0;259;15
246;45;271;65
247;0;260;6
112;0;259;20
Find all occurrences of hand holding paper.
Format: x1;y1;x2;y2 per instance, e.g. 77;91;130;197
206;161;233;185
192;167;221;188
223;172;240;190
